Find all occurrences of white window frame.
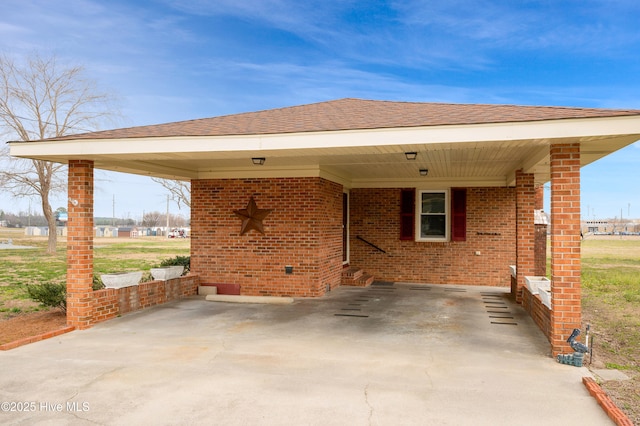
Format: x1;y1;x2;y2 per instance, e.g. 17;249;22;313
416;189;450;242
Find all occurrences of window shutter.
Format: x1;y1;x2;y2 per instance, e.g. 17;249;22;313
451;188;467;241
400;188;415;240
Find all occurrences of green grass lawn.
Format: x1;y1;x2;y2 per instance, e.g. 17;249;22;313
581;238;640;369
0;228;189;315
578;237;640;423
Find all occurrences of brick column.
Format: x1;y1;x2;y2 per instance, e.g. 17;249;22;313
534;185;548;277
535;185;544;210
515;170;535;304
550;144;581;356
67;160;95;329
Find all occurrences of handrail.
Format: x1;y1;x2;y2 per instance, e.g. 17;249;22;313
356;235;387;254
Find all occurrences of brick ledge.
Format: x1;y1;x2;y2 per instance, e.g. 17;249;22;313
582;377;634;426
0;325;76;351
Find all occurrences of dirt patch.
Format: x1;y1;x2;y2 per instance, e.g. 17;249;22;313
598;377;640;424
584;308;640;425
0;310;67;345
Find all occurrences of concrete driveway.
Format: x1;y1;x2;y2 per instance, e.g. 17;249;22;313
0;283;612;425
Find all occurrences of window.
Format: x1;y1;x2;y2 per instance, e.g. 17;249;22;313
416;190;449;241
399;188;466;242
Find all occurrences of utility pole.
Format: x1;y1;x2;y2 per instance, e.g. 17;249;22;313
166;194;170;237
112;194;116;227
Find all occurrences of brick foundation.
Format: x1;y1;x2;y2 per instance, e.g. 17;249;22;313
521;286;551;342
93;275;199;324
191;178;343;297
349;187;516;286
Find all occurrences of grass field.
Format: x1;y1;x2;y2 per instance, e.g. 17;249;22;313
0;228;638;422
0;227;190;315
579;236;640;423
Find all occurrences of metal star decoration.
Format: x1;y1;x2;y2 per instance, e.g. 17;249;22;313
234;197;272;235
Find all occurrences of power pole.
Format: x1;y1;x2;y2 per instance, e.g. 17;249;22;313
112;194;116;226
166;194;170;237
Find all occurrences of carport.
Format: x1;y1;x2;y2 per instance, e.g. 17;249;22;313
8;98;640;356
0;284;614;425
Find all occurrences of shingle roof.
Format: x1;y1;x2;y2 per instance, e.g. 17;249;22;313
48;98;640;141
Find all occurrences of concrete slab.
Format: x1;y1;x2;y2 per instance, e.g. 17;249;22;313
0;284;613;425
0;243;36;250
592;368;631;381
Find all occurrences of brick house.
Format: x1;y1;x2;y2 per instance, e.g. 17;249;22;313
9;98;640;355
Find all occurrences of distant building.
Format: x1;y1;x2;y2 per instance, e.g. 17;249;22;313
117;227;135;238
582;219;640;235
95;226;118;237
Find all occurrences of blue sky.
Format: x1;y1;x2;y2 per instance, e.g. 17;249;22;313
1;0;639;220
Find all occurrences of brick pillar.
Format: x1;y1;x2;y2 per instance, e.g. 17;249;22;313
534;224;548;276
67;160;95;329
534;185;548;277
515;170;535;304
535;185;544;210
550;144;581;356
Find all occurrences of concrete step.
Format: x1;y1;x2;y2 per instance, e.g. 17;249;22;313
198;285;218;296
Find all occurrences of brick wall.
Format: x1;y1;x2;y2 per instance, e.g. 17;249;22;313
522;285;551;342
93;275;199;324
191;177;343;297
349;187;516;286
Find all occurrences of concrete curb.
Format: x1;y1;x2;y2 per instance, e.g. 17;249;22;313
582;377;634;426
205;294;294;304
0;325;75;351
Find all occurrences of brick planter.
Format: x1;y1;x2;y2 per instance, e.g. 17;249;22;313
93;274;199;325
150;266;184;281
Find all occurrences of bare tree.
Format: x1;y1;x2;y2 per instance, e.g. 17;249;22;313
141;211;187;228
141;211;164;228
151;178;191;209
0;53;116;254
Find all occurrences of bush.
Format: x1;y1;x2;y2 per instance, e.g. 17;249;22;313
140;271;154;283
159;255;190;275
26;283;66;313
93;274;105;290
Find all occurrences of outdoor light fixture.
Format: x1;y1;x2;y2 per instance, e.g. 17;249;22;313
419;168;429;176
251;157;266;165
405;152;418;160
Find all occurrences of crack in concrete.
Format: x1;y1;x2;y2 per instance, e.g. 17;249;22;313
364;383;374;425
207;338;229;364
62;389;104;425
